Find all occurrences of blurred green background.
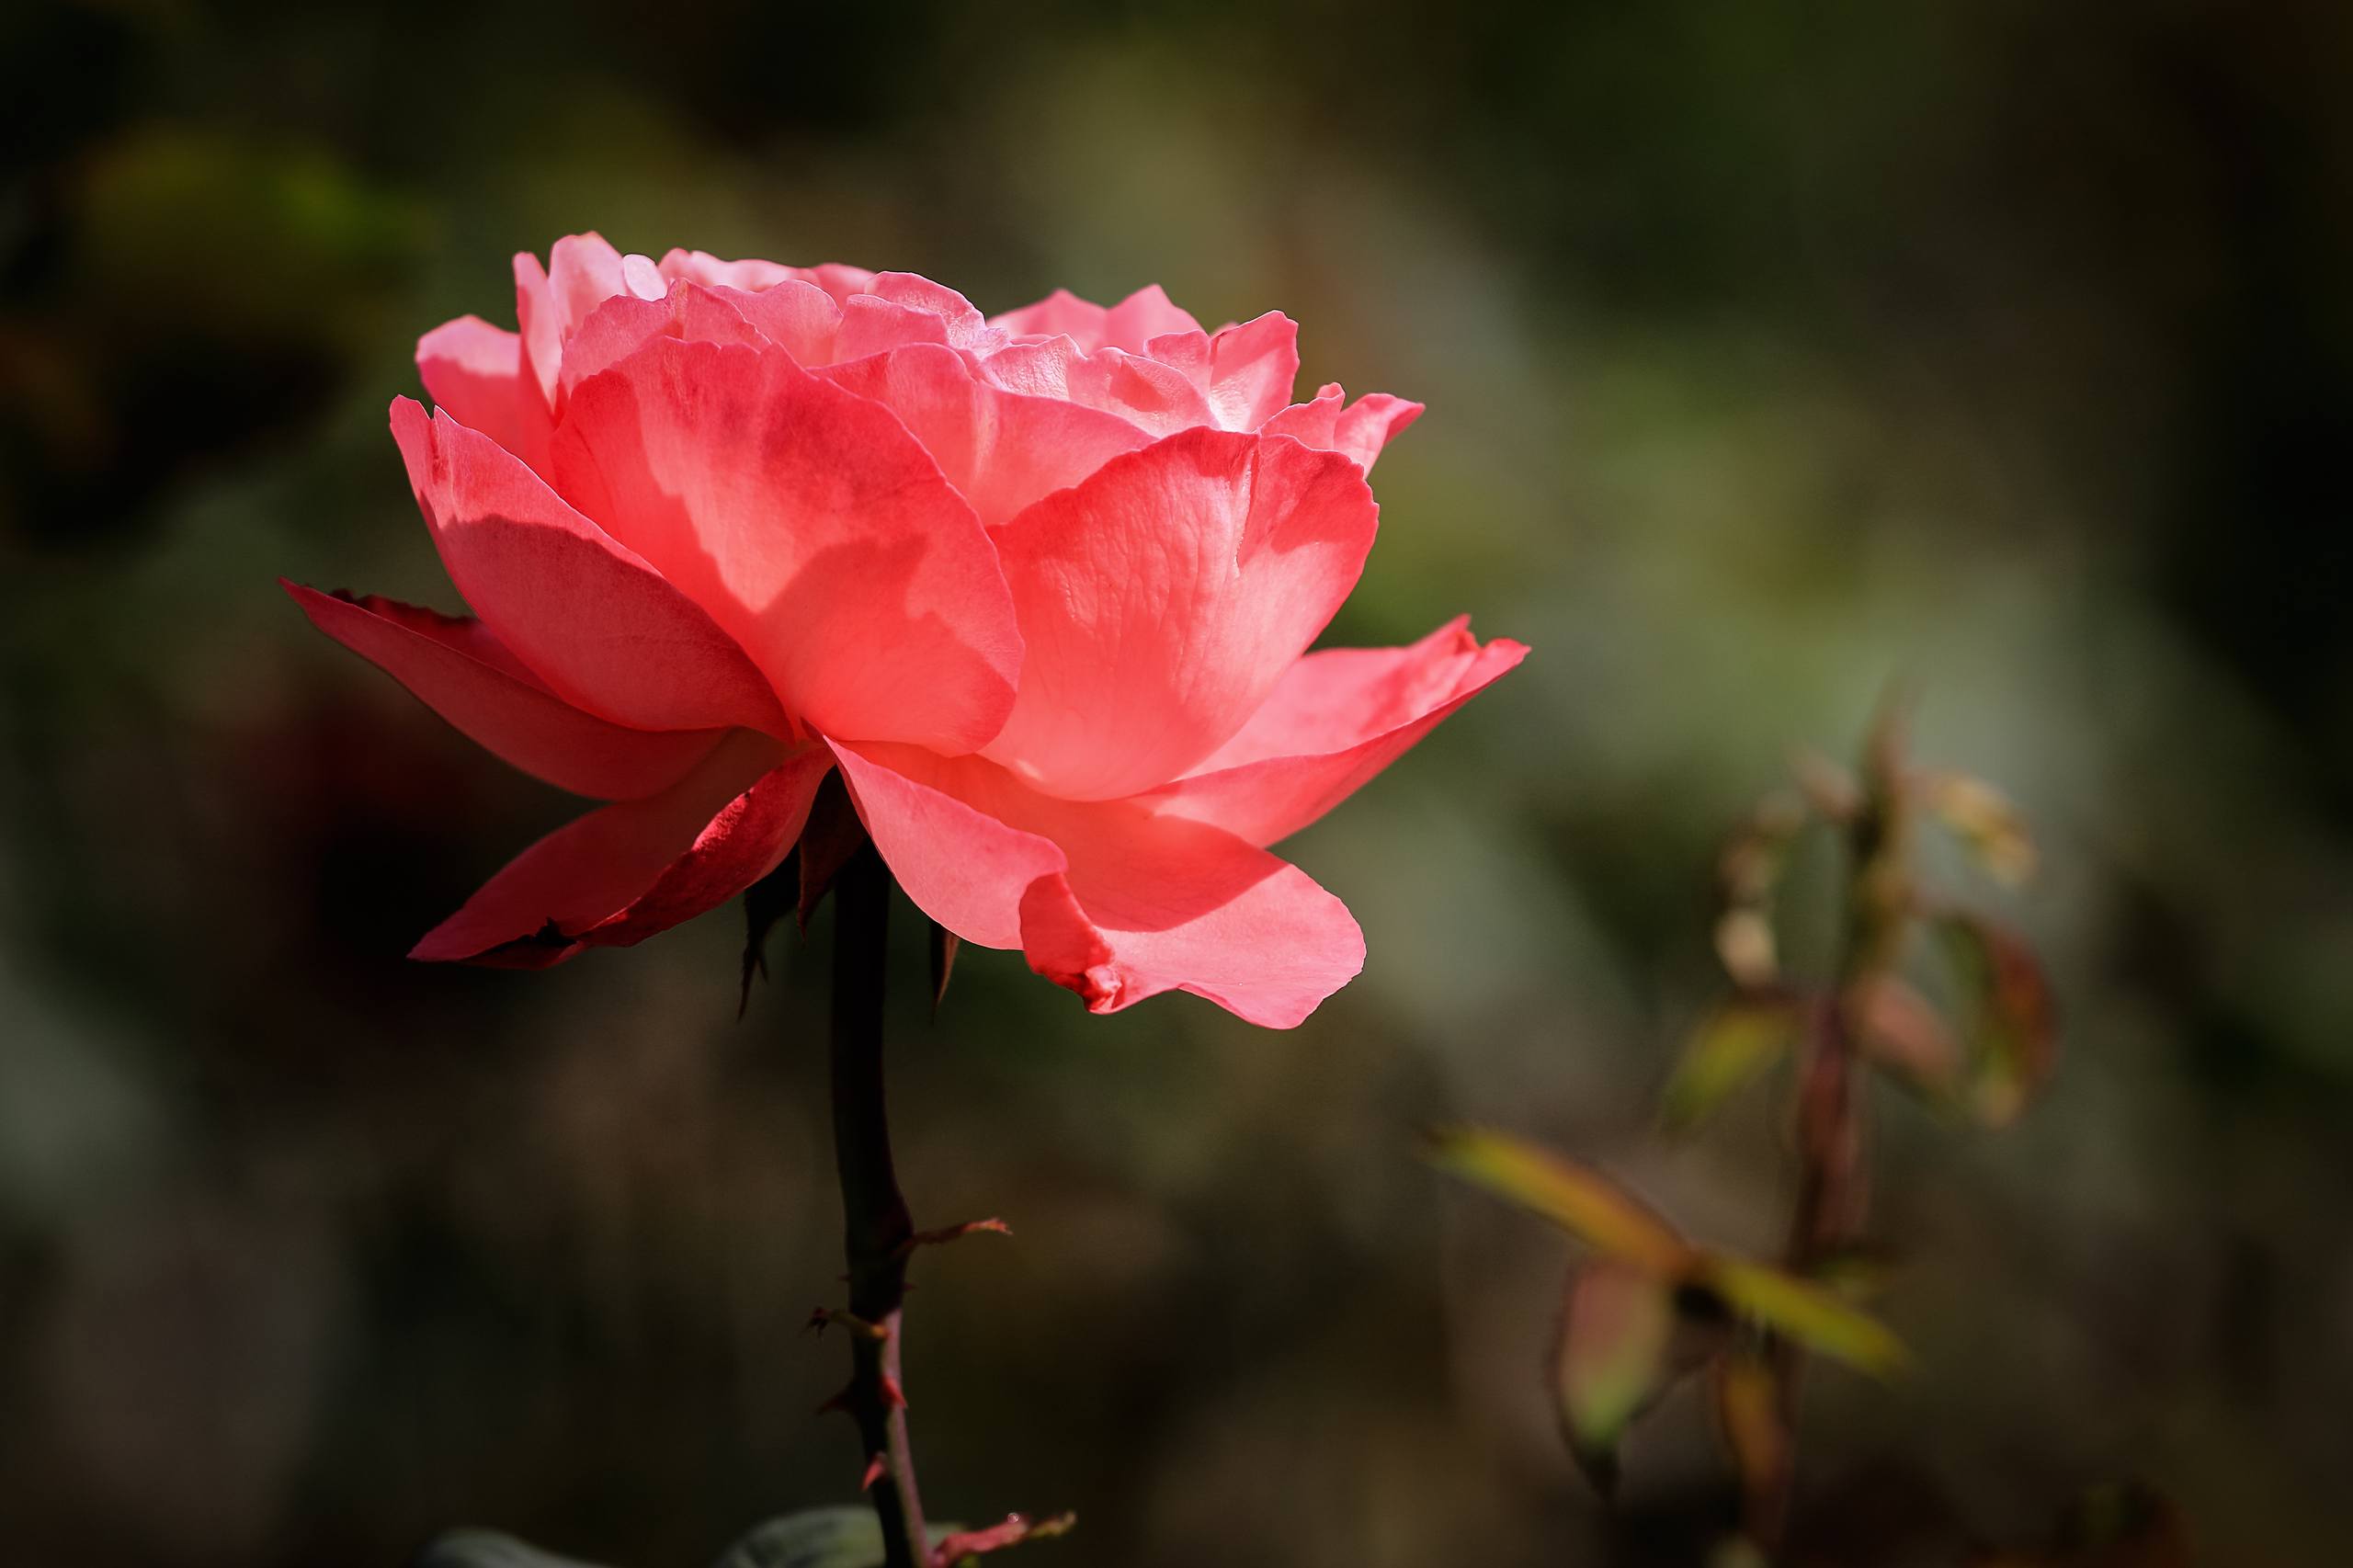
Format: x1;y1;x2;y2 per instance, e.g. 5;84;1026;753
5;0;2351;1562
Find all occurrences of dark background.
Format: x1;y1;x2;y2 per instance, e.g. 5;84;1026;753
5;1;2352;1562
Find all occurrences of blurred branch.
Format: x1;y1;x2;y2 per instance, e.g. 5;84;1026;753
1753;697;1914;1545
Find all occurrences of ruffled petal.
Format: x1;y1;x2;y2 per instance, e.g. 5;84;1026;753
815;343;1152;529
981;426;1379;800
657;249;874;306
976;337;1218;437
988;286;1108;347
415;315;553;477
718;278;845;366
1139;618;1528;846
556;283;767;396
552;336;1022;754
859;273;1006;356
832;742;1363;1028
414;733;832;966
1260;383;1425;472
390;397;788;735
1203;312;1301;430
1101;285;1205;352
284;582;726;801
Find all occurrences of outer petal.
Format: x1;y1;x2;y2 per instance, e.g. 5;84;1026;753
832;743;1363;1028
553;337;1022;754
284;583;726;801
415;315;553;476
414;733;832;966
390;397;788;735
1139;618;1529;846
982;426;1380;801
815;343;1153;529
1261;383;1426;472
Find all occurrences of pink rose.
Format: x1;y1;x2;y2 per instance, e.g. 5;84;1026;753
287;233;1524;1027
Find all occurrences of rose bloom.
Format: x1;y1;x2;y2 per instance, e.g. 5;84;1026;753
288;234;1524;1027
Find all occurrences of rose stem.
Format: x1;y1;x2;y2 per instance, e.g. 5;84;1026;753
828;838;929;1567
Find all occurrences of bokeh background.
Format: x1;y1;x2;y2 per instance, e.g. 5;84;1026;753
6;0;2352;1562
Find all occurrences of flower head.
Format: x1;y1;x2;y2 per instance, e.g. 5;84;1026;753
288;233;1523;1027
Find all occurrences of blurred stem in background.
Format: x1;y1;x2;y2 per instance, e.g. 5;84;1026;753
1757;704;1912;1547
1435;699;2057;1562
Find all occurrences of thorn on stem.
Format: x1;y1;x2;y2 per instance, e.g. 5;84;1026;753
902;1217;1013;1257
807;1307;888;1342
861;1454;888;1492
881;1373;908;1411
930;1512;1078;1564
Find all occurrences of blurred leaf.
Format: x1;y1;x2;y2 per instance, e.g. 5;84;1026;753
1917;770;2038;885
1804;1244;1898;1301
415;1531;611;1568
711;1508;961;1568
1788;747;1861;821
1711;1351;1789;1525
1427;1127;1693;1274
1936;912;2060;1126
1662;993;1805;1132
1552;1260;1678;1492
1851;974;1961;1100
1698;1257;1908;1376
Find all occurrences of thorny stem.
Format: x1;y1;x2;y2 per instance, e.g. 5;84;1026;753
829;840;928;1567
1754;707;1914;1550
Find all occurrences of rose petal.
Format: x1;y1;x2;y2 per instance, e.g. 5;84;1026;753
1139;618;1529;846
815;343;1152;528
982;426;1379;800
390;397;788;734
514;251;563;407
717;278;844;366
284;582;726;801
557;283;767;396
1101;285;1206;352
415;315;553;477
833;742;1363;1027
553;336;1022;754
658;249;876;307
988;287;1108;347
414;733;830;966
1204;312;1302;430
861;273;1006;356
977;337;1219;437
1261;383;1426;472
